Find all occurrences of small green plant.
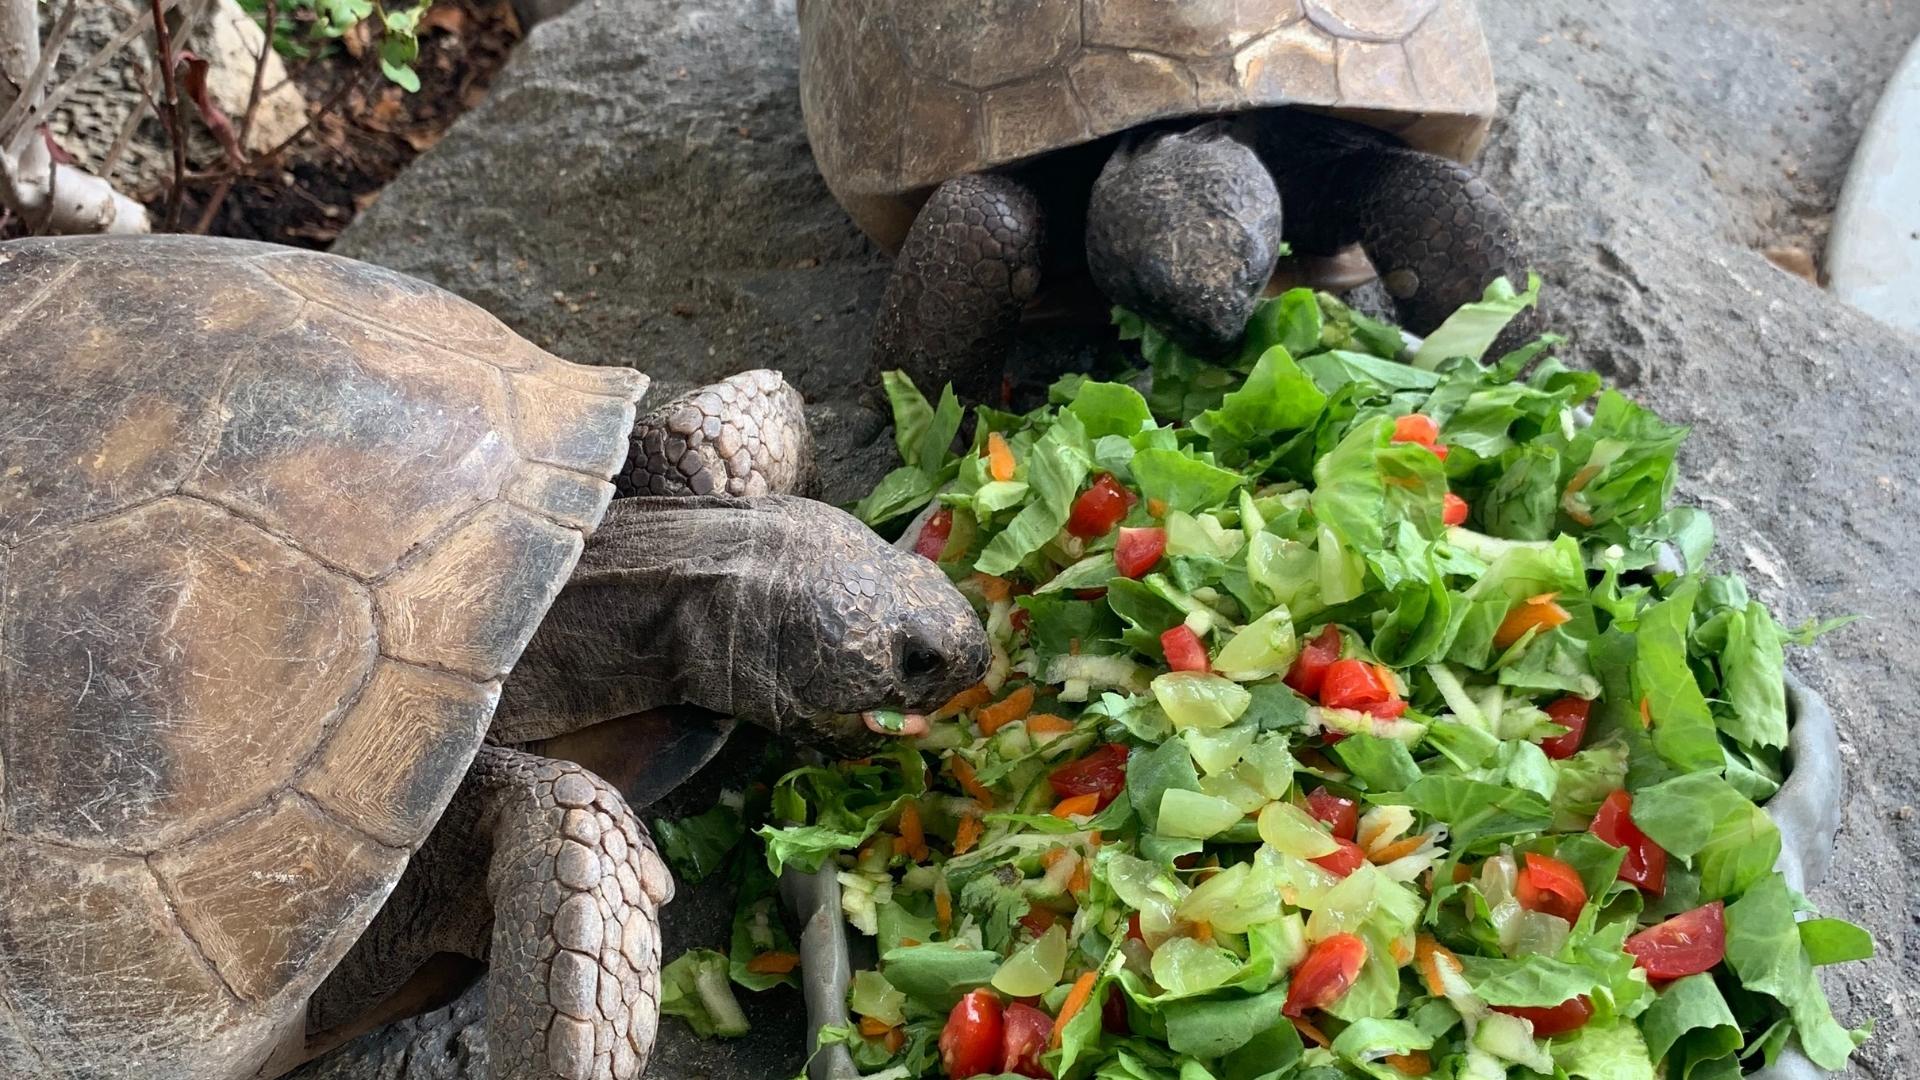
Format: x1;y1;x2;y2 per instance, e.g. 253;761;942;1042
236;0;426;90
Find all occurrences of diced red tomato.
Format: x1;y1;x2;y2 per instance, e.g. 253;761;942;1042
1320;660;1400;715
1305;788;1360;842
1494;996;1594;1037
1392;414;1440;446
1625;902;1726;981
1019;908;1059;936
1000;1002;1053;1078
915;508;953;562
1047;743;1130;810
1126;912;1145;943
1363;692;1409;720
1114;527;1166;578
1310;837;1368;878
1515;853;1588;922
1442;492;1470;527
1538;696;1592;760
1591;789;1669;895
1283;933;1368;1017
1160;625;1210;673
1285;625;1343;697
1392;414;1449;460
1074;588;1109;601
1067;474;1135;539
940;989;1005;1078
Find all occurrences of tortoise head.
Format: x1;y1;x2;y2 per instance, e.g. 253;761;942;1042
773;502;988;751
497;495;986;758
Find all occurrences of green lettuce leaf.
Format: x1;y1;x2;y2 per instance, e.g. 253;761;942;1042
976;410;1092;575
1724;875;1871;1070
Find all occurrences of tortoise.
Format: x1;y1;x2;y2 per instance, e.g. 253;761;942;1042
0;235;988;1080
798;0;1532;394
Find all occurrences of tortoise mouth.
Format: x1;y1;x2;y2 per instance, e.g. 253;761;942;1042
860;710;931;737
788;704;936;758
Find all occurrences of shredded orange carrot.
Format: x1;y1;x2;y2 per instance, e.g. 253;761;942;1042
746;951;800;975
1051;973;1099;1048
899;937;921;948
971;572;1013;603
1290;1016;1332;1049
1052;793;1100;819
1493;595;1571;648
986;432;1016;481
897;800;929;862
936;683;995;719
1026;713;1075;735
978;685;1035;735
934;877;953;935
953;814;983;854
1191;921;1214;944
1371;835;1429;865
949;756;995;808
857;1016;892;1038
1639;696;1654;729
1068;860;1091;895
1385;1050;1433;1076
1043;847;1072;870
1562;462;1603;526
1146;498;1167;518
1388;935;1415;967
1415;934;1461;998
884;1027;907;1053
1087;830;1104;848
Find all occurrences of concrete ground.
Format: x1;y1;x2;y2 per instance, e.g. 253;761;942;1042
305;1;1920;1076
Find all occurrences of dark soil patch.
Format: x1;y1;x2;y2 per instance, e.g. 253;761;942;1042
183;0;522;247
1;0;520;247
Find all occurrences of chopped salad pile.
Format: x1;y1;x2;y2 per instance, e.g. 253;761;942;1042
657;279;1873;1080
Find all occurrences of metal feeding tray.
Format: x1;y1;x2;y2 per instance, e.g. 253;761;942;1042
781;473;1849;1080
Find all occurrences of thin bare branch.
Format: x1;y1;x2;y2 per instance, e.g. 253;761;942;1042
251;49;373;170
24;2;167;137
236;0;274;150
191;174;229;233
0;0;76;147
149;0;187;228
0;0;150;232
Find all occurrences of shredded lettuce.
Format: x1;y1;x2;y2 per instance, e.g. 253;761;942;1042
743;285;1870;1080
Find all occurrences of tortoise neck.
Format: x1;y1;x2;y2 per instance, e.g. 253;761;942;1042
490;497;783;744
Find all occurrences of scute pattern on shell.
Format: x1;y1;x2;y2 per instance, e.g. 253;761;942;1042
0;235;647;1080
620;369;812;498
799;0;1498;251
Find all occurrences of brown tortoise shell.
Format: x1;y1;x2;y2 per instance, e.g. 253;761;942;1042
800;0;1499;252
0;235;645;1077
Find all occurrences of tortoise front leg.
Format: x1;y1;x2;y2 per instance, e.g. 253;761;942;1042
621;369;814;499
870;173;1045;399
294;747;669;1080
1324;148;1534;341
473;745;671;1080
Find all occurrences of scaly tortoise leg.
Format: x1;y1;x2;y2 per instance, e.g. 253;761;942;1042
474;745;672;1080
1340;146;1535;343
620;369;813;499
870;173;1045;399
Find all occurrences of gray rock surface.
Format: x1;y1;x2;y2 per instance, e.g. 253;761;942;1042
311;0;1920;1076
